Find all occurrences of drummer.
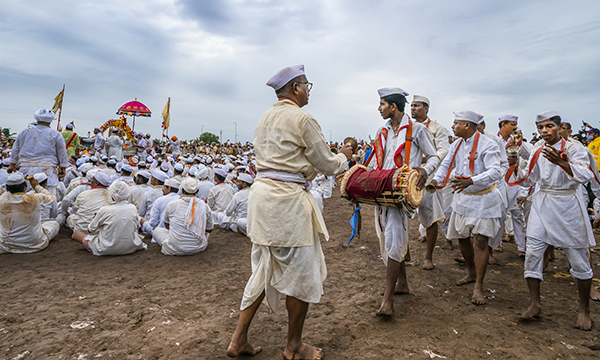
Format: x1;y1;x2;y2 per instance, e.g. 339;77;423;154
368;87;439;317
410;95;453;270
430;111;503;305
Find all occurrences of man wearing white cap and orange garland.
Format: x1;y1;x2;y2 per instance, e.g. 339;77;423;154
430;110;503;306
366;88;439;317
227;65;352;360
507;110;594;330
0;172;60;253
8;109;69;198
152;177;214;255
410;94;453;270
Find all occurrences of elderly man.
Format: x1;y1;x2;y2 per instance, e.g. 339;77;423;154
8;109;69;197
106;128;124;159
227;65;352;360
410;94;452;269
152;177;214;255
0;173;60;253
66;171;112;233
367;88;439;316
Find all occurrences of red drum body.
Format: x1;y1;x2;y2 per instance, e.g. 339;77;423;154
340;165;424;210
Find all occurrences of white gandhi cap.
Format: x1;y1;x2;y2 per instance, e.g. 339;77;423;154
454;111;485;124
266;65;305;91
378;87;409;98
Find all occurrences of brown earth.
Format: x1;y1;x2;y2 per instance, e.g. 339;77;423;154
1;194;600;359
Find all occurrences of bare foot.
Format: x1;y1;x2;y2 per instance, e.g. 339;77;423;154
575;309;593;331
488;254;497;265
456;274;476;286
442;240;453;250
226;340;262;357
591;286;600;301
418;235;426;243
471;288;486;305
454;256;466;264
422;259;434;270
519;304;542;320
284;343;324;360
493;246;503;253
518;251;525;258
376;300;394;317
394;281;410;295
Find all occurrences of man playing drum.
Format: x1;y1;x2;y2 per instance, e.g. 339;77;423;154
430;111;503;305
227;65;352;359
410;95;453;270
367;88;439;317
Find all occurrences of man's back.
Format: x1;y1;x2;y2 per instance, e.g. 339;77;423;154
11;124;66;166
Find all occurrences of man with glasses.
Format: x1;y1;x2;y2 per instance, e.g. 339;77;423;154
227;65;351;360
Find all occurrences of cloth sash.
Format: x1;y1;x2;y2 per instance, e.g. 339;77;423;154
463;183;497;196
255;170;310;189
436;131;481;189
184;197;207;237
366;117;413;170
505;138;566;186
539;188;576;196
66;133;77;148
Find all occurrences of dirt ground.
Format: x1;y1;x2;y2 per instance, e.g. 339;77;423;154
2;193;600;360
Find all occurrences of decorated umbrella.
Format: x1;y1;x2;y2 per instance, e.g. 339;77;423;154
116;98;151;131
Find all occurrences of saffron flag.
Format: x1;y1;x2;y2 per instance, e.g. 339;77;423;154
52;85;65;114
161;97;170;130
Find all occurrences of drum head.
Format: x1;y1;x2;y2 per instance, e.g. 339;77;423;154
405;170;424;208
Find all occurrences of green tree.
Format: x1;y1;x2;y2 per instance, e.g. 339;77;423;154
198;132;219;144
2;128;16;141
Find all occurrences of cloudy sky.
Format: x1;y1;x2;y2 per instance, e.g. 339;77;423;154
1;0;599;143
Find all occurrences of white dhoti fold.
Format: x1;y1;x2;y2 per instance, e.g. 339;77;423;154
446;212;501;248
240;230;327;312
417;185;451;228
375;206;409;265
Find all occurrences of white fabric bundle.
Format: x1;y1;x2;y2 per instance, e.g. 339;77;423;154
109;180;131;202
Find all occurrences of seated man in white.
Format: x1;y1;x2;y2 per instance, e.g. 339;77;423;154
218;173;253;234
138;169;168;218
72;180;147;256
207;168;235;222
30;173;61;225
0;173;60;254
195;166;214;201
66;170;112;233
140;177;180;238
129;170;152;210
153;177;214;255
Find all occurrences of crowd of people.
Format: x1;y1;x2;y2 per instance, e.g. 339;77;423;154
2;64;600;359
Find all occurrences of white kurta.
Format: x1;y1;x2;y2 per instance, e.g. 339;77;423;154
86;201;147;256
145;192;179;231
510;139;595;248
157;196;214;255
369;115;440;264
207;183;235;213
138;186;164;218
106;135;124;159
0;186;60;253
67;187;111;232
196;180;214;200
129;184;151;210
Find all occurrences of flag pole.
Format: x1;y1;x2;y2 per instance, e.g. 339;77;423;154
56;84;65;130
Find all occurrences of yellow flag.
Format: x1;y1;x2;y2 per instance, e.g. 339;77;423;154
52;85;65;113
162;97;170;129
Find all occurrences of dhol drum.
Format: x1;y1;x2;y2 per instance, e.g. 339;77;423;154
340;164;424;211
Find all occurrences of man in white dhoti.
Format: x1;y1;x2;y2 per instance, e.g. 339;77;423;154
207;168;235;222
66;171;112;233
227;65;351;360
8;109;69;198
0;173;60;254
411;95;452;270
219;173;252;234
106;129;124;159
153;177;213;255
140;178;180;238
72;180;147;255
138;169;168;218
508;111;594;330
366;88;439;316
430;111;503;305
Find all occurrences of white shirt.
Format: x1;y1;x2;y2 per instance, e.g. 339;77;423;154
87;201;147;256
207;182;235;213
139;186;164;218
225;187;250;220
137;138;148;157
147;192;179;229
61;183;91;214
10;123;69;169
67;187;111;232
106;134;124;159
129;184;152;210
161;196;214;255
196;180;214;200
433;131;503;218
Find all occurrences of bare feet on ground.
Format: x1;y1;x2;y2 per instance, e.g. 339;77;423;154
471;288;486;305
376;300;394;317
283;343;324;360
493;246;503;253
418;235;426;243
422;259;434;270
575;309;593;331
488;255;497;265
591;286;600;301
456;274;476;286
394;281;410;295
442;240;453;250
226;340;262;357
519;305;542;320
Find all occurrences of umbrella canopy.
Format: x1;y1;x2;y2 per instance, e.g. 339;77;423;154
117;99;151;117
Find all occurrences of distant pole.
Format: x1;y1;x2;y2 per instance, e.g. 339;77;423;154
329;131;332;143
233;122;237;143
201;125;204;136
220;129;223;143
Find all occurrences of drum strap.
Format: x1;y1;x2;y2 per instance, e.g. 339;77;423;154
505;139;565;186
366;118;413;170
435;131;481;189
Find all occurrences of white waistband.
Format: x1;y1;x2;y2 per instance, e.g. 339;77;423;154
256;170;310;189
539;188;577;196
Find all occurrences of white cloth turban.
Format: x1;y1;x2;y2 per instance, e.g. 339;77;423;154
94;170;111;186
181;177;198;193
34;109;55;123
109;180;131;202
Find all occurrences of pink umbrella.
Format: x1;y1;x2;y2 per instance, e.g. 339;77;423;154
116;98;151;131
